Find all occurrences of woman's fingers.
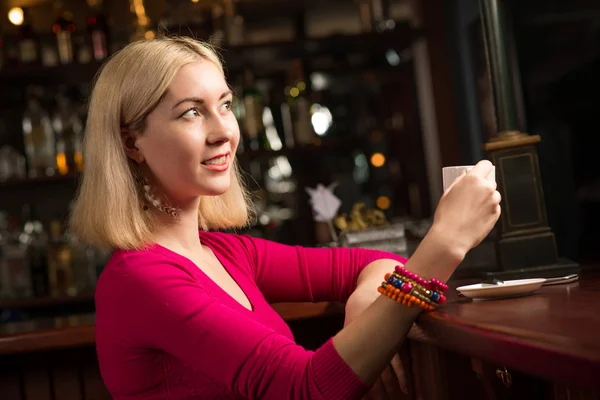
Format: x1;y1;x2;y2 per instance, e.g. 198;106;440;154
390;354;408;394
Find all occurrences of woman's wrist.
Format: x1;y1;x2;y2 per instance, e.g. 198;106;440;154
407;225;466;282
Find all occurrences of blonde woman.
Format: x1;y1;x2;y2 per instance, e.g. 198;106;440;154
70;36;501;400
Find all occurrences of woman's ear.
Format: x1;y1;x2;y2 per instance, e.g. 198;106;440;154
121;128;144;163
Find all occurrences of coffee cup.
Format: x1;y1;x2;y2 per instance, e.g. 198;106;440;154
442;165;496;192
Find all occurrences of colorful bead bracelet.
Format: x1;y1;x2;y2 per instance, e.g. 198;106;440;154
377;265;448;311
388;272;447;304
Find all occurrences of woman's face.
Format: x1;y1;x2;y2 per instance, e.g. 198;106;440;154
133;59;239;205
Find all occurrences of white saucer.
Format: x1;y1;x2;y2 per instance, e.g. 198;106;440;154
456;278;547;300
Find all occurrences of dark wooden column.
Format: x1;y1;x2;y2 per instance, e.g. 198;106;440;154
478;0;578;279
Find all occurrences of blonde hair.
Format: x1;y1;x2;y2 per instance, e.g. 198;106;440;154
69;36;251;250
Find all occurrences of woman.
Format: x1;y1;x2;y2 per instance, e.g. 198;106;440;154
70;36;500;400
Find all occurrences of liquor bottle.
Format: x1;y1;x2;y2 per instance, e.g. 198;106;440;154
223;0;244;46
210;2;225;46
66;231;95;293
242;69;269;151
87;6;109;61
22;87;57;178
287;61;315;146
1;214;33;299
46;220;75;296
15;8;39;65
0;212;12;298
22;205;50;297
52;5;76;65
52;88;83;175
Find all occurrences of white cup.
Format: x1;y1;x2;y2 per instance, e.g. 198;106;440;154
442;165;496;192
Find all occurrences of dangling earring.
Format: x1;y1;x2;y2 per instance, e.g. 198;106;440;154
132;166;180;220
141;181;180;220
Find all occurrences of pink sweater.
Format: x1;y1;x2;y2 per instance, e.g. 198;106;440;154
95;231;406;400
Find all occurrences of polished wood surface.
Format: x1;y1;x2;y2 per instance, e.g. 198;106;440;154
0;302;345;356
411;270;600;390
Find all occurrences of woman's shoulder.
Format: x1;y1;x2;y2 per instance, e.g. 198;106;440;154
95;246;195;303
199;230;258;259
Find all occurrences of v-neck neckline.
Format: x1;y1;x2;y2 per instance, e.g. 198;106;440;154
150;237;255;313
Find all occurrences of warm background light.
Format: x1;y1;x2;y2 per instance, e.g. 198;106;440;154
370;152;386;167
376;196;391;210
8;7;24;26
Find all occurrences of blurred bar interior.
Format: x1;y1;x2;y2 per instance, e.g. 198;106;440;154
1;0;600;398
0;0;598;333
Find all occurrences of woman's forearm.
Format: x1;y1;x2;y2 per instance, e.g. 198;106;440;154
332;229;464;384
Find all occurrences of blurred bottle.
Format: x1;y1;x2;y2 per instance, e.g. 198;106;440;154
210;1;226;46
46;220;75;296
21;205;50;297
40;34;60;67
52;4;76;64
0;212;12;298
67;231;96;293
23;87;57;178
87;1;109;61
52;87;84;175
16;8;39;65
0;215;33;299
359;0;394;33
242;69;269;151
0;146;27;181
287;61;315;146
223;0;244;46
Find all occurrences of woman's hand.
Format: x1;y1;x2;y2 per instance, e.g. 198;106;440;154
432;160;501;258
362;354;408;400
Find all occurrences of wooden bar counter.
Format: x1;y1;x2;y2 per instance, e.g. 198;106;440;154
1;270;599;399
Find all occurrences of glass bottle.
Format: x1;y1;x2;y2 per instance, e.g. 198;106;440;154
87;5;109;61
22;87;57;178
16;8;39;65
242;69;269;151
52;5;76;65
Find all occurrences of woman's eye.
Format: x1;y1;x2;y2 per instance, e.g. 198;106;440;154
181;108;200;119
222;100;233;112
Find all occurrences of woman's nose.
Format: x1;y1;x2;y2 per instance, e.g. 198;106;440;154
207;114;234;144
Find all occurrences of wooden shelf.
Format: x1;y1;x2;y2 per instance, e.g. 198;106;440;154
0;292;94;310
0;61;103;86
0;28;420;85
0;173;79;188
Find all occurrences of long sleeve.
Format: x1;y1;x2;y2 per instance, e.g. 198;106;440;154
95;256;369;400
231;234;407;304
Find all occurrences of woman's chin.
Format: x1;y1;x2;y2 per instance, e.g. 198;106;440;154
198;183;231;197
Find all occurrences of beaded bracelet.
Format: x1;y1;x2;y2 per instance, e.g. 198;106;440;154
378;282;436;311
388;272;447;304
377;265;448;311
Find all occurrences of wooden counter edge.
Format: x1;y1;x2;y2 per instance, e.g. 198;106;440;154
410;312;600;391
0;302;345;356
3;300;600;391
0;325;96;356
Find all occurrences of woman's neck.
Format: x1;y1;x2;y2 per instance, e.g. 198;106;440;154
152;198;204;254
